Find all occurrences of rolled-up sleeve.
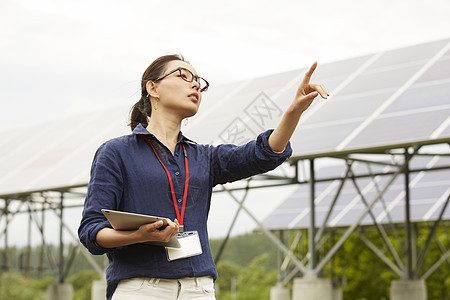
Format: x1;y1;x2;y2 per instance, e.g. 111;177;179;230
78;142;123;255
211;129;292;186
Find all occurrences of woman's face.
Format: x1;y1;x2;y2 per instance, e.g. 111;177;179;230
150;60;204;119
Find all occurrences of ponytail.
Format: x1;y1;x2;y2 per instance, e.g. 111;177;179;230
129;93;151;131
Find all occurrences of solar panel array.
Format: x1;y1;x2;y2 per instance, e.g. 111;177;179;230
0;38;449;202
258;38;450;229
185;38;450;156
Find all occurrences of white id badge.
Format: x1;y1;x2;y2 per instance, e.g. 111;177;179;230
166;231;202;261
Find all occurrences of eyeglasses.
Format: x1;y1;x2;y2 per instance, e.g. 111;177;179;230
154;67;209;92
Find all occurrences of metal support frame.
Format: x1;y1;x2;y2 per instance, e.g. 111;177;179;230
0;141;448;293
358;190;450;280
0;191;105;279
27;201;59;275
264;145;450;283
26;203;31;275
222;185;308;275
348;165;405;270
210;143;450;288
214;144;449;288
49;207;105;278
1;199;10;271
314;151;414;275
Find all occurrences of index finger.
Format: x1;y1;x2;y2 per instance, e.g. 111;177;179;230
301;62;318;86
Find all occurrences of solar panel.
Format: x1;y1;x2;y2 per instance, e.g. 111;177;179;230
416;56;450;83
365;39;449;71
442;124;450;137
384;80;450;114
347;108;450;149
290;121;363;155
301;91;394;125
0;106;130;196
336;63;424;96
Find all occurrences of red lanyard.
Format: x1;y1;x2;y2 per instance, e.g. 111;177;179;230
139;135;189;227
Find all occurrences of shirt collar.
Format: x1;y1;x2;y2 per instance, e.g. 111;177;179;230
132;123;195;144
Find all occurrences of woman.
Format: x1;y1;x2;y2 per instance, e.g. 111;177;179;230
78;54;328;300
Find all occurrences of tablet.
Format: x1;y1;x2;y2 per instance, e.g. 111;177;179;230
101;209;181;248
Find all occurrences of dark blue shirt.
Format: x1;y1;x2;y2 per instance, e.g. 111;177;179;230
78;124;292;299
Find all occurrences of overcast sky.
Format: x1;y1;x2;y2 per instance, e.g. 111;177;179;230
1;0;450;132
1;0;450;246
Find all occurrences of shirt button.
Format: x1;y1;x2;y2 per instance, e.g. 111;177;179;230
177;199;182;203
175;171;180;176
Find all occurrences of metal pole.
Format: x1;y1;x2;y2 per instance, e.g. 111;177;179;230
404;148;412;279
308;159;316;274
27;203;32;276
59;192;64;283
215;180;251;263
4;199;10;271
39;201;45;277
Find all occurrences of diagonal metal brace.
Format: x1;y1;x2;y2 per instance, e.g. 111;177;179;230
222;185;309;275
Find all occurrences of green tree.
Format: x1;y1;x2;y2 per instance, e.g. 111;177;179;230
328;232;395;299
0;272;52;300
66;269;101;300
216;260;241;297
419;227;450;300
210;232;279;269
235;254;277;300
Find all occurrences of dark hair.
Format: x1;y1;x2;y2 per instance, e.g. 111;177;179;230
129;54;188;130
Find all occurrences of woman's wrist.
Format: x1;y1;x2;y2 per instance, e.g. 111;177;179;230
96;227;142;248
